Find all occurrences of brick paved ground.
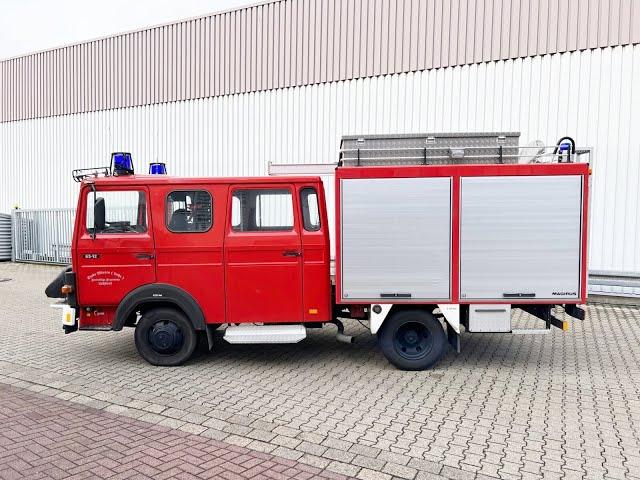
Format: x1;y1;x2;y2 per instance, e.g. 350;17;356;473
0;383;348;480
1;262;640;480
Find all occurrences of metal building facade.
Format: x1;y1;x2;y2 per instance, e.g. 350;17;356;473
2;0;639;122
0;0;639;295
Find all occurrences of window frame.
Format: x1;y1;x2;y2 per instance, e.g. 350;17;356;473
230;187;296;233
299;186;321;232
165;189;214;234
85;188;148;236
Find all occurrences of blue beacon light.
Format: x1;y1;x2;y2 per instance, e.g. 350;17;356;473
149;162;167;175
111;152;134;175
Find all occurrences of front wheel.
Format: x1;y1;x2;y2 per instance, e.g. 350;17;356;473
135;307;197;366
378;309;447;370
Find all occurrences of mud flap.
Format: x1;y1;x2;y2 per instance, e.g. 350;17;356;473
446;322;461;353
565;304;585;321
205;324;216;351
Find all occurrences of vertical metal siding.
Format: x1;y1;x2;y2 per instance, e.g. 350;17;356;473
1;0;639;123
0;214;11;261
1;46;639;279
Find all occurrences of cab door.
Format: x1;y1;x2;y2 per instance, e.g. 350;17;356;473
152;185;226;324
298;184;332;322
76;187;156;308
224;185;303;323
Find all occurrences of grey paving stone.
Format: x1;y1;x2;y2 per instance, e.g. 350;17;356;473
352;454;387;471
357;468;393;480
299;453;331;470
199;427;230;441
1;263;640;480
377;451;411;466
382;462;418;479
326;460;361;477
323;436;355;451
271;446;304;461
407;458;443;475
323;448;357;463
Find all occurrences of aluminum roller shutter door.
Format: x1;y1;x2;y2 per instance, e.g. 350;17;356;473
460;175;583;301
341;177;451;301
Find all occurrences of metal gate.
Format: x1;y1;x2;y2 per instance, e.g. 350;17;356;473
12;209;75;265
0;214;11;261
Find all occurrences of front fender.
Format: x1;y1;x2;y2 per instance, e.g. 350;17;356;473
113;283;207;331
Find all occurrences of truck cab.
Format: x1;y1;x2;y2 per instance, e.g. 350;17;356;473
60;174;333;366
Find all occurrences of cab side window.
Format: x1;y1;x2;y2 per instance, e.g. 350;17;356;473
231;189;294;232
300;187;321;231
166;190;213;233
86;190;147;234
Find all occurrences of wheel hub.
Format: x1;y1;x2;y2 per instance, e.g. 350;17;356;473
394;322;433;360
148;321;183;354
404;330;419;344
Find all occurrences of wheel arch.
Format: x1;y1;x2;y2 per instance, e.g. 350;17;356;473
113;283;207;332
370;303;439;334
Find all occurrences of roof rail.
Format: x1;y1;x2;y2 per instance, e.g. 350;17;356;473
339;132;590;166
72;167;110;183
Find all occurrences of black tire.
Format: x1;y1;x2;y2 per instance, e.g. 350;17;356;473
134;308;197;366
378;309;447;370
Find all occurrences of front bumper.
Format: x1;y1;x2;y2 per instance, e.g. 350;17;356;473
50;303;78;334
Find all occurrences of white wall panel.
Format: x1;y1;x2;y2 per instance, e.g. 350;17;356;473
1;45;639;276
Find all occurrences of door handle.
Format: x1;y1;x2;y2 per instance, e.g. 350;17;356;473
135;253;155;260
282;250;301;257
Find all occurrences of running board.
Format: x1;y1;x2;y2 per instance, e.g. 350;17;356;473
223;324;307;344
511;329;552;335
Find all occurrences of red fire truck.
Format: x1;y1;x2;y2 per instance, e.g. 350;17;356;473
47;133;590;370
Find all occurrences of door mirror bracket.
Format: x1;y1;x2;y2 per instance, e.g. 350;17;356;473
90;184;97;240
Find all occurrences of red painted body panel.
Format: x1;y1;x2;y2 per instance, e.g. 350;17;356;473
223;184;304;323
151;184;228;324
75;186;156;328
79;307;115;328
335;162;590;306
297;184;332;322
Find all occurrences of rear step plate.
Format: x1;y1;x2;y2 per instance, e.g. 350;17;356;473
223;324;306;344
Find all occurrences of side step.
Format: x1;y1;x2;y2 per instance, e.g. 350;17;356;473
511;329;552;335
223;324;307;344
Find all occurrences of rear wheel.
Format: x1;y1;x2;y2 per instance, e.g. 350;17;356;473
135;308;197;366
378;309;447;370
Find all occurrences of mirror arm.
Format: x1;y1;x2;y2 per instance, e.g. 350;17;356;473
90;183;97;240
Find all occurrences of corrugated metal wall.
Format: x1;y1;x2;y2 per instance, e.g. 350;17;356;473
2;0;639;123
1;46;639;282
0;214;11;261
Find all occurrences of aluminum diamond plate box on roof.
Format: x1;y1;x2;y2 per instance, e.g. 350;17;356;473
340;132;520;166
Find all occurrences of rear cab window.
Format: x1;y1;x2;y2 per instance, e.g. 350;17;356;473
86;190;147;235
166;190;213;233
